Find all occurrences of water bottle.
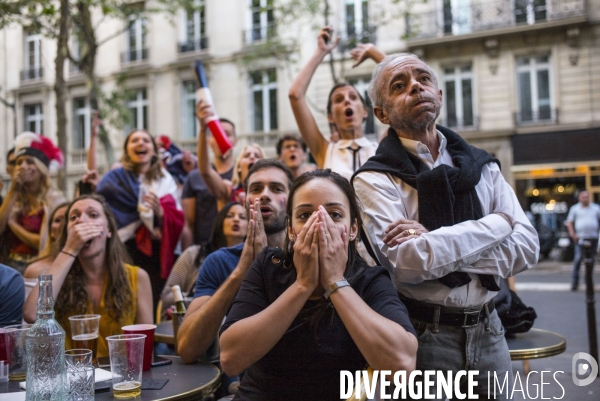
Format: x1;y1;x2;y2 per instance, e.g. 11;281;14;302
26;274;66;400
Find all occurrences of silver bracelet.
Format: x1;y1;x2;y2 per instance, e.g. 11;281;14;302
323;279;350;300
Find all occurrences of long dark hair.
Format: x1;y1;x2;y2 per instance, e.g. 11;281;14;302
193;201;244;267
282;169;362;276
54;194;133;325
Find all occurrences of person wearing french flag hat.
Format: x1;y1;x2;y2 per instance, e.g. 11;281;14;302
0;132;66;274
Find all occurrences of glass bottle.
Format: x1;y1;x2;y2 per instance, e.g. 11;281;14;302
171;285;187;313
26;274;66;401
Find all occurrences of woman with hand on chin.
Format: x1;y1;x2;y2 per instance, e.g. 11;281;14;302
96;130;184;312
23;194;153;358
219;169;417;400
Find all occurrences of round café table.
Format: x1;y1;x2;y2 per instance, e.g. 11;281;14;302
506;328;567;374
0;356;220;401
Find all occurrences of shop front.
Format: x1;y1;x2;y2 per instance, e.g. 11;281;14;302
511;128;600;260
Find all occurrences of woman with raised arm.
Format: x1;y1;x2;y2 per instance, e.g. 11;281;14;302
96;129;184;312
0;133;65;274
219;169;417;400
288;27;382;181
23;194;153;358
196;100;265;210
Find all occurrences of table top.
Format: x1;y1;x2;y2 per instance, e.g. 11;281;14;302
507;328;567;361
0;356;220;401
155;321;175;345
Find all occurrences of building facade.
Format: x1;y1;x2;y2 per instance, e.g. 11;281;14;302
1;0;599;243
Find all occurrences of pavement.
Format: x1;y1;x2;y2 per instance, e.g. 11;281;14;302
508;258;600;400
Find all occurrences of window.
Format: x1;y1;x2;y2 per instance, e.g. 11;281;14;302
181;0;207;52
123;17;147;62
250;69;277;132
70;35;82;72
347;77;375;136
249;0;275;42
23;32;42;80
442;0;471;35
345;0;370;45
126;88;148;132
181;81;197;140
23;103;43;134
442;65;474;128
516;56;552;123
514;0;546;25
72;97;90;150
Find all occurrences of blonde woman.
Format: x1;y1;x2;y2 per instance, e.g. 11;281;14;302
0;133;65;274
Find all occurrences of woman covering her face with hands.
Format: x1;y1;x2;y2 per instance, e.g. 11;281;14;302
23;194;153;358
219;169;417;400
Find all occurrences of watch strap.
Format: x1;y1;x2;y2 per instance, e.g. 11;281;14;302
323;279;350;300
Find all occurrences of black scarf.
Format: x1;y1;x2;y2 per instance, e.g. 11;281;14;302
353;125;500;291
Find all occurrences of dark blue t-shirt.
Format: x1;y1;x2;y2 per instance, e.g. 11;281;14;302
182;168;233;245
193;243;244;298
0;264;25;327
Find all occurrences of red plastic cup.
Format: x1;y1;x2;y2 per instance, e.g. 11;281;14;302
0;329;6;362
122;324;156;371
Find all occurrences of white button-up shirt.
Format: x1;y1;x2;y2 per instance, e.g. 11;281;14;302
353;131;539;307
324;137;378;182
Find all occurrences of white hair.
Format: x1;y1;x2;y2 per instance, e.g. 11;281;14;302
368;53;439;108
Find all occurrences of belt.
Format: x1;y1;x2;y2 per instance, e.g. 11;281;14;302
400;295;495;328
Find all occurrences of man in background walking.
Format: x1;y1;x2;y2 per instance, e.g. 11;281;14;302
566;190;600;291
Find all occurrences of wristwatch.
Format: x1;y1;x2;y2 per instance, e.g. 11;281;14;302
323;279;350;300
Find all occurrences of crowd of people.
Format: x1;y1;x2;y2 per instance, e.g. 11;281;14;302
0;26;541;401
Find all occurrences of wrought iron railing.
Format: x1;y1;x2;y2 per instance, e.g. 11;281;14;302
243;23;277;44
20;68;44;81
178;37;209;53
514;107;558;125
405;0;585;40
121;48;149;63
440;115;479;131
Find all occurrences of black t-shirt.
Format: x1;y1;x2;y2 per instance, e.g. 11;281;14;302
220;247;416;401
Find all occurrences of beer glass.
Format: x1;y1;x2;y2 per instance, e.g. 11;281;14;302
68;315;100;363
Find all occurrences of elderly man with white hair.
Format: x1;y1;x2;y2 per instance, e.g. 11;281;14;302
352;53;540;400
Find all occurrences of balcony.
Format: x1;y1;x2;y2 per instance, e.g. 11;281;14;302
121;48;148;63
440;115;479;131
338;28;377;52
243;23;276;45
405;0;585;44
178;37;209;53
70;149;87;165
20;68;44;81
514;107;558;125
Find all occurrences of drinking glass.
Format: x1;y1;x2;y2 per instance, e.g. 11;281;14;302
107;334;146;399
66;365;94;401
68;315;100;363
4;323;32;381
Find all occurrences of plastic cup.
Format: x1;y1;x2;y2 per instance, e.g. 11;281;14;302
122;324;156;371
4;323;32;381
68;314;100;363
66;364;94;401
106;334;146;399
0;328;7;362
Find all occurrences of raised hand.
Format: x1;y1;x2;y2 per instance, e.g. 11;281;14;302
293;211;320;292
349;43;386;68
195;99;215;131
250;198;268;257
317;206;347;289
317;26;341;54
